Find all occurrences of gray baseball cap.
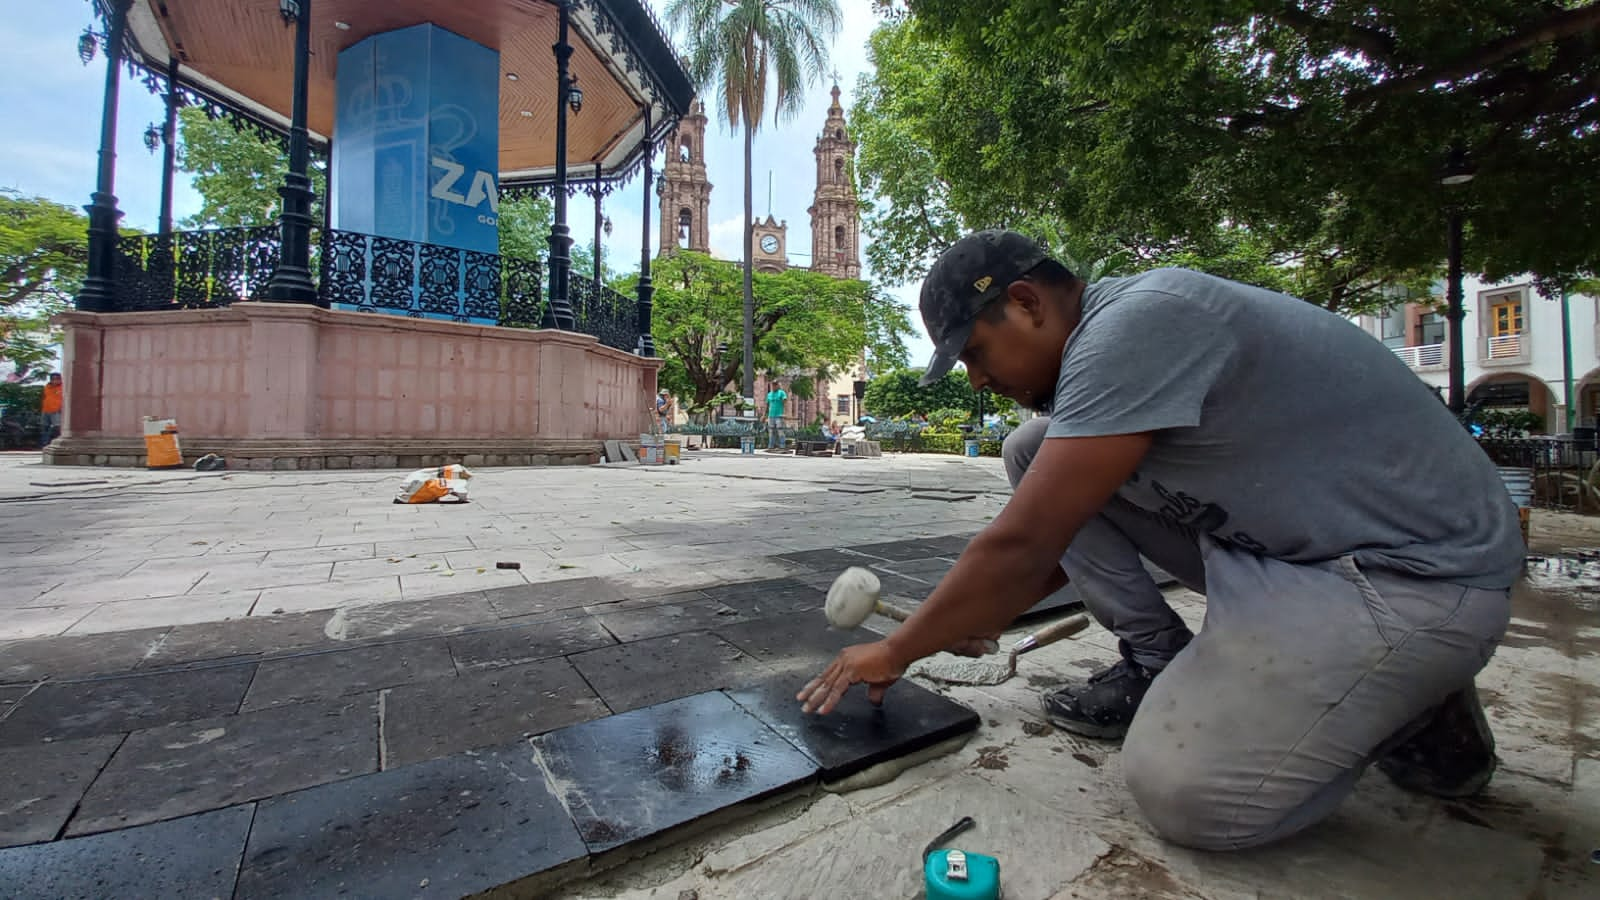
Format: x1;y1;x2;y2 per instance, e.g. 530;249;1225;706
917;230;1050;386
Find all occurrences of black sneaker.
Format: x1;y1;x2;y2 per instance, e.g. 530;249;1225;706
1377;685;1497;799
1039;657;1157;740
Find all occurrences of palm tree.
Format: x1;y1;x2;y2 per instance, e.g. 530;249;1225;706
664;0;841;403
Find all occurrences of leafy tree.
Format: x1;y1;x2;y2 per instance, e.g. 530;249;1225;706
177;108;327;229
866;1;1599;310
1;192;87;379
664;0;843;400
616;250;909;408
862;367;1009;419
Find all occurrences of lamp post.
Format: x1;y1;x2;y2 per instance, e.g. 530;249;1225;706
263;0;318;303
75;0;132;313
543;0;578;330
1441;147;1475;416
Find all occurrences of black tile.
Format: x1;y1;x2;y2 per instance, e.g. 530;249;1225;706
725;677;981;781
595;599;745;643
714;616;874;669
568;631;771;714
582;589;710;616
330;595;499;641
235;745;586;899
448;617;616;672
484;577;624;619
0;685;27;718
827;485;885;494
241;639;456;711
871;572;938;600
923;534;977;555
0;664;255;747
1020;588;1084;622
773;547;888;570
0;735;123;848
0;804;253;900
382;657;608;768
847;539;956;562
68;695;377;836
910;492;976;501
530;691;817;853
0;628;169;684
141;612;334;668
875;556;956;579
704;578;827;619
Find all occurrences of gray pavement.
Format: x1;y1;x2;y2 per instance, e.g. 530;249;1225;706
0;450;1594;898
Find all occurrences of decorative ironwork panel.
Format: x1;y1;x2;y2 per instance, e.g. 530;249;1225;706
243;225;282;299
319;229;369;308
462;251;502;322
369;238;419;316
417;244;463;320
570;273;641;352
172;230;216;308
112;233;176;311
500;255;544;328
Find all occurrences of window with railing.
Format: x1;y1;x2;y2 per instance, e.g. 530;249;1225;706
1377;307;1406;349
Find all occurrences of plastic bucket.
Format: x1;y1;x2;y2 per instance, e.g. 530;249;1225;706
740;436;756;455
964;439;980;458
142;417;182;469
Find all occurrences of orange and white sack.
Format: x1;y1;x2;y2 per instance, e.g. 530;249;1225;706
395;464;473;504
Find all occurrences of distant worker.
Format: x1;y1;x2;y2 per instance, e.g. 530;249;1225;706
40;372;63;447
765;383;788;450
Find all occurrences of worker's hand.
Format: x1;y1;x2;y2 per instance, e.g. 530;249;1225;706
797;641;906;715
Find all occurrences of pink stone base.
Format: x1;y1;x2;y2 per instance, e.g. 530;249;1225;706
47;303;660;469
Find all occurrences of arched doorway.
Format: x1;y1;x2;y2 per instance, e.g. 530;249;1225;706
1574;367;1600;429
1466;372;1559;433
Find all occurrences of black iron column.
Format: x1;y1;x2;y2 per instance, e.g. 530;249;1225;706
543;0;577;330
1445;208;1465;415
593;163;603;285
76;0;132;313
264;0;318;303
636;109;656;356
158;57;179;237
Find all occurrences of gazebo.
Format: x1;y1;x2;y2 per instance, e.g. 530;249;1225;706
50;0;693;469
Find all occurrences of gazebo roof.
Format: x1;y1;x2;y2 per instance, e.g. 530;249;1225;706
112;0;694;185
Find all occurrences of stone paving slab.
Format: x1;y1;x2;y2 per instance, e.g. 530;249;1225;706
0;664;255;747
68;695;378;836
593;597;747;643
381;657;609;769
447;616;617;672
141;611;334;668
241;638;457;711
530;691;819;853
482;577;625;619
568;631;772;714
0;804;254;900
235;745;588;900
0;628;169;683
0;735;123;847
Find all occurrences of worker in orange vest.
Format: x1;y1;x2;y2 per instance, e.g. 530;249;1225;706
40;372;62;447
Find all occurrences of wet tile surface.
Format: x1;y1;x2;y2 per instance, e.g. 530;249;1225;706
241;638;456;711
0;628;169;684
235;745;586;899
568;631;771;714
531;691;817;852
0;664;255;747
726;677;981;781
328;594;498;641
448;616;616;672
69;695;377;835
483;576;623;619
713;615;872;669
382;657;608;768
0;804;253;900
595;598;745;643
0;735;123;848
141;612;333;668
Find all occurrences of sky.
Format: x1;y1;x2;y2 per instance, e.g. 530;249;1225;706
0;0;935;369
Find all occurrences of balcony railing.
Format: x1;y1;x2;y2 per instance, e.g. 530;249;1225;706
1391;342;1445;369
1484;333;1525;362
109;226;641;353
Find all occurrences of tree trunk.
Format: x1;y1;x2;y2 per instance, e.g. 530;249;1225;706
741;121;755;403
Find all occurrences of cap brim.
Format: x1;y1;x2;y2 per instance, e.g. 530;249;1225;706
918;318;977;386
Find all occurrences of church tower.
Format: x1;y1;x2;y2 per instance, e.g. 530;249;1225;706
658;99;712;254
807;84;861;279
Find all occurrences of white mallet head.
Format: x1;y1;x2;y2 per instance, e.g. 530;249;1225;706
825;566;882;628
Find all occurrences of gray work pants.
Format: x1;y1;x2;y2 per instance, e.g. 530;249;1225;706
1002;417;1510;850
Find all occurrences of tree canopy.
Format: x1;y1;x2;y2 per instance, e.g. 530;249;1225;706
1;191;86;379
177;108;327;229
862;367;1011;419
854;1;1600;313
618;251;911;407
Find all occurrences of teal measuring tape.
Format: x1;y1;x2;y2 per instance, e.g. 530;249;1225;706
922;816;1002;900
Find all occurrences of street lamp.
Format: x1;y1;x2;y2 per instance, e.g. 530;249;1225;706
1442;147;1475;417
567;78;583;114
278;0;301;25
143;123;162;153
603;215;613;237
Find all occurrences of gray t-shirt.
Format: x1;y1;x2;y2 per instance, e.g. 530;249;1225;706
1047;268;1524;589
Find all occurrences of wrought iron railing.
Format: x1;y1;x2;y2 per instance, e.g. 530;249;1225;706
1478;436;1600;513
107;225;645;350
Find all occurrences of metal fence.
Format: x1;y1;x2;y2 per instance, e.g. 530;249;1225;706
110;226;641;352
1477;436;1600;513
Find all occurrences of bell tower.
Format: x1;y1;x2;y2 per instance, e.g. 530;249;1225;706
807;84;861;279
658;99;712;254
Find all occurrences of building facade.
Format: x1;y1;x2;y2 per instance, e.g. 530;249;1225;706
1357;277;1600;433
657;84;867;426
